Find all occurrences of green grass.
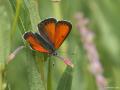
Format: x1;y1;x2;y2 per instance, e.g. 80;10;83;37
0;0;120;90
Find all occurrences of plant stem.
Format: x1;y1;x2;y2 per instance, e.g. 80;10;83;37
0;64;5;90
47;58;52;90
0;74;2;90
52;0;62;19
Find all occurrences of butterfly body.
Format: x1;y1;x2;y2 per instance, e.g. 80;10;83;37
23;18;72;55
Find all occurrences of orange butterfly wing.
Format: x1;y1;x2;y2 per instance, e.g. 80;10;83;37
23;32;49;53
54;21;72;49
38;18;57;44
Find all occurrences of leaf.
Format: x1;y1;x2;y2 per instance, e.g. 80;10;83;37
9;0;32;34
24;48;46;90
57;66;73;90
8;0;46;90
24;0;41;31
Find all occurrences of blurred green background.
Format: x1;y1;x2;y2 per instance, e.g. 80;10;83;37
0;0;120;90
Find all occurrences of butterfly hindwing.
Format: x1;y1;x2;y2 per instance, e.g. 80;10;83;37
35;33;55;53
38;18;57;44
54;21;72;49
23;32;49;53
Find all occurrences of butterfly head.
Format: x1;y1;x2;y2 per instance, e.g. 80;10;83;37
51;51;58;56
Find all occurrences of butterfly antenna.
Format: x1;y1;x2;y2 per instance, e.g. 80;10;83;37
55;54;74;68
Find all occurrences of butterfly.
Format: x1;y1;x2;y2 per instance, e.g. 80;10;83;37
23;18;73;67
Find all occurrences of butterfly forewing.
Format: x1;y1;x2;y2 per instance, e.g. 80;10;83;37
54;21;72;49
38;18;57;44
23;32;49;53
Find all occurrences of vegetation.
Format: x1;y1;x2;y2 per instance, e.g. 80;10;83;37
0;0;120;90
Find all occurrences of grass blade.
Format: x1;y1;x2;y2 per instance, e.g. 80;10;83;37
57;66;73;90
